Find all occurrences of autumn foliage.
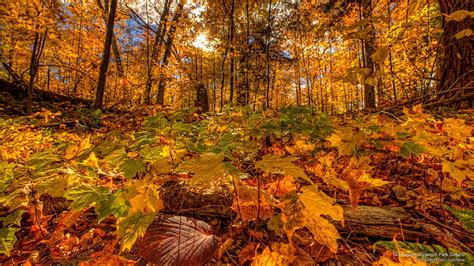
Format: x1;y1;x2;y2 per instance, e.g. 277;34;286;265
0;0;473;265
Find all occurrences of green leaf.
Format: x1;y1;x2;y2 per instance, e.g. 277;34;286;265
26;150;61;170
0;162;15;192
400;141;425;158
445;205;474;233
103;148;127;167
64;184;108;211
140;146;170;161
34;175;68;197
267;214;284;237
0;209;25;226
177;153;227;185
95;190;131;222
117;211;155;251
0;189;27;210
120;158;146;179
255;154;313;185
0;227;20;256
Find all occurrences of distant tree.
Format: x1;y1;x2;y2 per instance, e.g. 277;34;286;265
156;0;186;105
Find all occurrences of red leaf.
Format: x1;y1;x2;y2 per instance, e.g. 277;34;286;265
139;215;218;265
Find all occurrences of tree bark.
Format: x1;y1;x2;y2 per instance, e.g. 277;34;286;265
436;0;473;102
362;0;376;109
94;0;117;109
27;29;48;115
265;0;273;109
145;0;171;104
156;0;185;105
229;0;235;104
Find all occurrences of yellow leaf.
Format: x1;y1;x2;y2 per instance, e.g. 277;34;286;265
266;175;296;197
177;153;227;186
255;154;313;185
64;144;79;160
443;118;472;141
232;182;274;221
252;243;296;266
127;182;163;213
455;29;472;39
446;10;474;22
83;152;100;169
284;186;343;253
442;160;466;185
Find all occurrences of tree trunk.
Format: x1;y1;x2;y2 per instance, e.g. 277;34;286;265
437;0;473;101
229;0;235;104
94;0;117;109
27;29;48;115
145;0;171;104
362;0;376;109
265;0;273;109
156;0;185;105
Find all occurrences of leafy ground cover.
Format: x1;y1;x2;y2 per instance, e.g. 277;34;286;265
1;93;473;265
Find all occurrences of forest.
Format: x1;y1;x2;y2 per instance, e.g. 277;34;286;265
0;0;472;265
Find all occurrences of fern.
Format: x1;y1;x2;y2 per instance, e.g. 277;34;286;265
374;241;473;266
445;205;474;233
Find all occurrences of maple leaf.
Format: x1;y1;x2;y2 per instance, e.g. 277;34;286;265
117;211;156;252
252;243;296;266
266;175;296;197
342;157;390;208
232;182;274;221
103;148;127;167
255;154;313;185
327;128;365;156
0;162;15;192
443;118;472;142
0;226;20;256
119;158;146;179
124;182;163;214
64;184;107;211
95;190;131;222
82;152;100;169
297;186;344;253
177;152;227;185
400;141;425;158
442;160;469;185
0;209;25;226
139;215;218;265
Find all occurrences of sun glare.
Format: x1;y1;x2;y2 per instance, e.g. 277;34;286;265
192;34;213;51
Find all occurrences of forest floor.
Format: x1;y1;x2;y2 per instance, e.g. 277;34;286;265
0;91;473;265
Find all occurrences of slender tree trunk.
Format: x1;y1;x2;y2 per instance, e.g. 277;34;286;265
436;0;473;101
156;0;185;105
145;0;171;103
229;0;235;104
94;0;117;109
265;0;272;109
362;0;376;109
27;29;47;115
98;0;124;78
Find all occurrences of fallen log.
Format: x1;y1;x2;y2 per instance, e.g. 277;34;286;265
338;205;430;242
1;62;93;106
